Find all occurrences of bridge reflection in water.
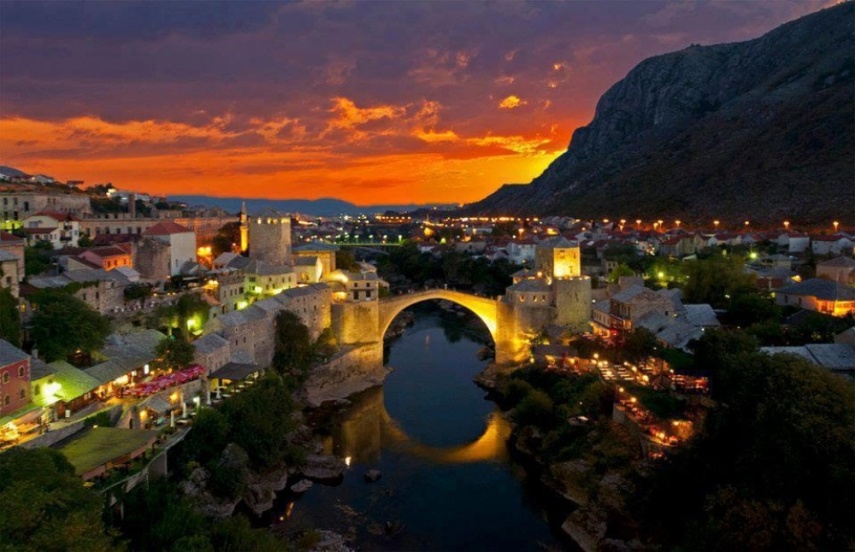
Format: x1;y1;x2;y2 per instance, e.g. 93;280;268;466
322;386;512;465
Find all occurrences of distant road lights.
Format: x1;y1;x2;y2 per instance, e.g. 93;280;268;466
744;220;750;228
784;220;790;231
833;221;839;232
635;219;642;229
714;220;720;230
675;220;681;229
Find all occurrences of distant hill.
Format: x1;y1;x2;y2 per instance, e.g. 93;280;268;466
0;165;30;178
468;3;854;226
169;195;455;217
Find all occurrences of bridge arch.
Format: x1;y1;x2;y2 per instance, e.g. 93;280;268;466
377;289;499;345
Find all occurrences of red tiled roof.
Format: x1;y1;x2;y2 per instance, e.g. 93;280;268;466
19;227;57;235
32;210;81;222
0;231;24;242
85;246;131;257
143;221;192;235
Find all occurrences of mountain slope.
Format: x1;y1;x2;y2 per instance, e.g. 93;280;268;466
469;3;854;225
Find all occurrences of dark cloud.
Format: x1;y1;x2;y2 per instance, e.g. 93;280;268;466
0;0;834;202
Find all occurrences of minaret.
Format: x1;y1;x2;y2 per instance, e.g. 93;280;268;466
239;201;248;253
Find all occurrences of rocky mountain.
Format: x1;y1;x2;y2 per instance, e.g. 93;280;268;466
469;3;854;226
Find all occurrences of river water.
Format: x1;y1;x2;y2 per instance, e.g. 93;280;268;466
271;306;568;550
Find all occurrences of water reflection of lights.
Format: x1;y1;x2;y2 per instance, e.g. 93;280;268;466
278;502;295;522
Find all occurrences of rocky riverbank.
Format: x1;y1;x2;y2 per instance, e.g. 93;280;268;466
477;364;649;552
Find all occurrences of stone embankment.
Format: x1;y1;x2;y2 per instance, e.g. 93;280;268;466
302;343;389;407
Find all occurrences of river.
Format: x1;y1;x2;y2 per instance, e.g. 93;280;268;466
269;305;569;550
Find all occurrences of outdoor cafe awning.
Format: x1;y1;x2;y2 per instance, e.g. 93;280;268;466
210;362;259;382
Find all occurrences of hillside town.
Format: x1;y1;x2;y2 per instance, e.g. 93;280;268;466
0;169;853;551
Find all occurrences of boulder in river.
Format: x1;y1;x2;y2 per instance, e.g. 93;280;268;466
364;469;382;483
291;479;313;493
301;454;347;481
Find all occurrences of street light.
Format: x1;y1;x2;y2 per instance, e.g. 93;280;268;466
714;220;720;230
783;220;790;231
833;221;839;232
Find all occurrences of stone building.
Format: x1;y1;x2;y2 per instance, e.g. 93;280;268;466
244;260;296;298
201;284;331;368
293;242;338;277
816;256;855;285
142;221;196;277
0;191;91;229
535;236;581;279
0;250;21;298
133;238;172;280
248;213;291;266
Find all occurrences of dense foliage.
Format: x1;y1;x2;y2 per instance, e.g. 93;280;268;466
0;447;122;551
180;373;302;498
0;287;21;346
377;241;518;296
116;479;282;552
640;330;855;550
23;240;53;277
30;289;110;362
154;336;196;370
271;310;313;380
334;249;361;272
211;222;242;258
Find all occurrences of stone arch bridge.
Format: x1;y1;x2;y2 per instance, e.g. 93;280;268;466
378;289;523;364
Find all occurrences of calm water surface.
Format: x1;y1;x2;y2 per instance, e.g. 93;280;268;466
271;307;568;550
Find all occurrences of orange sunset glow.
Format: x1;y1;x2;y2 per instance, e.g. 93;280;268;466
0;1;832;205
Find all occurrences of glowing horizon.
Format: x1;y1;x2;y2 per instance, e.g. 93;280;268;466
0;1;834;204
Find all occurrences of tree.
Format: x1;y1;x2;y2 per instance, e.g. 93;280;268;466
0;447;122;552
0;287;21;346
154;336;195;370
219;374;298;468
682;254;756;307
271;310;312;379
621;327;659;363
30;289;110;362
314;327;338;360
335;249;361;272
123;282;152;303
23;240;54;277
641;350;855;550
76;233;94;248
607;263;636;283
176;293;209;333
211;221;242;258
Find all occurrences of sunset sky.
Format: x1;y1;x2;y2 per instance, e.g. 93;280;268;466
0;1;833;205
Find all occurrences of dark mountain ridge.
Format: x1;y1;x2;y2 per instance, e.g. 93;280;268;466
469;3;854;226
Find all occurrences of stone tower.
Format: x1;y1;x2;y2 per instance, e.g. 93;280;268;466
248;211;292;265
239;201;248;253
535;236;581;280
553;276;592;331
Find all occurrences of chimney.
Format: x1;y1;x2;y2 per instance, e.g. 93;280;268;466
129;193;136;217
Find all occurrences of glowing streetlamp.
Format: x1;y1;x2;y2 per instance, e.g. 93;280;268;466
744;220;750;228
713;220;720;230
636;219;642;229
783;220;790;231
833;221;839;232
675;220;681;229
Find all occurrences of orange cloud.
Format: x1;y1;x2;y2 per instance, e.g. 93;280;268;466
0;100;576;205
498;95;527;109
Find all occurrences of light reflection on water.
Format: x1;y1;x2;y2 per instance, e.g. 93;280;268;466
273;309;563;551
